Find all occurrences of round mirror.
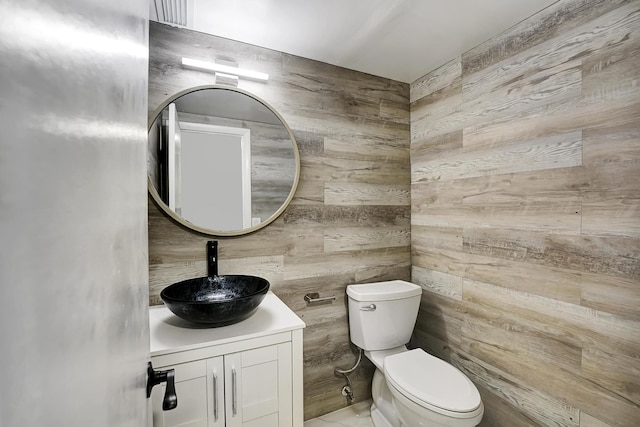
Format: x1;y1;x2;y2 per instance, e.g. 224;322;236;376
148;85;300;236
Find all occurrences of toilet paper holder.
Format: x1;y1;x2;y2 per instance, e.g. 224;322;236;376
304;293;336;304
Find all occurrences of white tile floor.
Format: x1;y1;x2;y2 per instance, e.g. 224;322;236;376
304;400;374;427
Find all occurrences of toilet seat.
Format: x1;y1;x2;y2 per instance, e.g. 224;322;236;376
384;349;481;417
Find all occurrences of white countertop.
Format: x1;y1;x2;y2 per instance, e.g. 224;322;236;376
149;291;305;357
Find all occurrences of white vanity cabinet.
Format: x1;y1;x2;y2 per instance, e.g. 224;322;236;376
149;292;305;427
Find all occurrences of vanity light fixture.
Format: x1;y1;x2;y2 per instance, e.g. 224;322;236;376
181;57;269;81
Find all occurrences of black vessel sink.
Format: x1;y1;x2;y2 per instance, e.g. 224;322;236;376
160;275;270;326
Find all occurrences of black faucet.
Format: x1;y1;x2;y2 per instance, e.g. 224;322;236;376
207;240;218;277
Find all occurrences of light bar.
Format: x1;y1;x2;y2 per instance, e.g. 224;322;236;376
181;57;269;81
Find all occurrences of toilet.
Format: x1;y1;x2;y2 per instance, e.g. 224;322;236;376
347;280;483;427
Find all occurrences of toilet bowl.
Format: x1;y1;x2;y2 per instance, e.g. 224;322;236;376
384;348;483;426
346;281;483;427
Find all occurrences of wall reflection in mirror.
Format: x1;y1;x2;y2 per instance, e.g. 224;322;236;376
148;86;299;236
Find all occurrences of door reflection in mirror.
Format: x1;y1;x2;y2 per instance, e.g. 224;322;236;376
180;122;251;230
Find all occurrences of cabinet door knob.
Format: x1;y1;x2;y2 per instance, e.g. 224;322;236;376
146;362;178;411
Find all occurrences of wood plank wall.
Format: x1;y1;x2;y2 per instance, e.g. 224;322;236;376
410;1;640;426
147;22;411;419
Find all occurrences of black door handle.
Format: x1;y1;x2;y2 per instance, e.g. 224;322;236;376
146;362;178;411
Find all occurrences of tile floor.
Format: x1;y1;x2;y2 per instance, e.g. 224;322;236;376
304;400;374;427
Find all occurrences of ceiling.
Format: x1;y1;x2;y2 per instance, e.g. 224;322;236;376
150;0;558;84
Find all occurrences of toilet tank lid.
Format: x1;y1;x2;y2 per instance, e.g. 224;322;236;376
347;280;422;301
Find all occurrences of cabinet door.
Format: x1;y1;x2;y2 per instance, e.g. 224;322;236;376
206;356;225;427
151;360;208;427
225;342;293;427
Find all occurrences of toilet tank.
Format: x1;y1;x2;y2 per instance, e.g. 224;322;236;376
347;280;422;351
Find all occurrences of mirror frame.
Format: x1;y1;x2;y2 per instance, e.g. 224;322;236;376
148;85;300;236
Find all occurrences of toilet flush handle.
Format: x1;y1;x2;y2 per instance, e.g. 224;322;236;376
360;304;376;311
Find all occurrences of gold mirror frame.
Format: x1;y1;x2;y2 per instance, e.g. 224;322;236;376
147;85;300;236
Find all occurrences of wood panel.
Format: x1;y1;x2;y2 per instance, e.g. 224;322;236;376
410;1;640;426
461;0;632;76
147;22;410;420
324;183;410;206
412;266;463;301
454;351;580;426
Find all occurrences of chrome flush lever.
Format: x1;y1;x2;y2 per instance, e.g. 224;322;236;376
360;304;376;311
